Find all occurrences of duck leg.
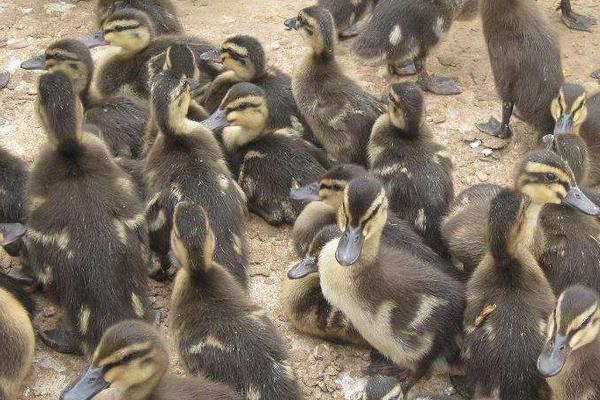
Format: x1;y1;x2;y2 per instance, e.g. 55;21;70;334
40;321;82;355
388;61;417;76
559;0;597;32
477;102;514;139
339;25;360;39
415;58;462;95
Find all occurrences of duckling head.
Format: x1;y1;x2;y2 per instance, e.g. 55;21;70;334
336;177;388;266
552;84;588;136
288;224;340;279
203;82;269;151
101;8;155;54
290;164;369;209
200;35;266;81
150;45;201;135
538;285;600;377
171;201;216;274
60;320;168;400
284;6;337;58
515;150;600;215
387;83;424;134
37;70;84;154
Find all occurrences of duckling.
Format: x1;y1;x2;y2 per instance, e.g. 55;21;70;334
144;44;247;284
95;8;218;100
318;0;373;38
27;70;151;354
538;285;600;399
352;0;470;95
0;273;34;400
551;84;600;187
285;6;385;166
60;320;240;400
203;82;328;225
477;0;563;139
21;39;148;158
95;0;182;38
170;202;303;399
313;177;464;397
556;0;597;31
369;83;453;256
463;188;555;399
0;146;28;223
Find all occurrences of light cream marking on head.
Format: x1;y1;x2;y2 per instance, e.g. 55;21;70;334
571;93;588;130
551;89;567;121
80;305;91;334
409;295;449;329
148;210;167;231
414;208;426;232
95;342;153;367
188;334;229;354
246;386;261;400
358;190;386;226
389;24;403;46
170;183;183;201
525;162;570;183
131;293;145;318
114;219;128;245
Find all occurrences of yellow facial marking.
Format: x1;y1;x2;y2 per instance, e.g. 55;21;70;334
96;342;153;367
525;162;570;183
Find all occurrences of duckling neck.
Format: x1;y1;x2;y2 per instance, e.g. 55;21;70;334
360;230;383;266
518;202;544;250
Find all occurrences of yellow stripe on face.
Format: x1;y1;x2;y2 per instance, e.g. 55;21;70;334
567;304;598;333
525;162;571;183
222;42;249;57
103;19;139;31
95;342;153;366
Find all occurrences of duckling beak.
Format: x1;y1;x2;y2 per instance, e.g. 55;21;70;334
284;17;299;30
20;54;47;70
287;256;318;279
61;365;109;400
83;30;109;49
554;113;574;135
199;48;222;63
202;108;229;131
0;223;27;257
537;334;570;378
336;225;364;266
290;181;321;202
563;186;600;216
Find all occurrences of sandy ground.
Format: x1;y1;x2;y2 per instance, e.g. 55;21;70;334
0;0;598;398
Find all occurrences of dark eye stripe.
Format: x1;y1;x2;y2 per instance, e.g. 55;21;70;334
105;23;140;34
320;183;344;192
362;203;382;227
572;98;586;115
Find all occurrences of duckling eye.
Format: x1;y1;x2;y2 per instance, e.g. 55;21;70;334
69;63;79;70
581;314;594;328
544;173;557;182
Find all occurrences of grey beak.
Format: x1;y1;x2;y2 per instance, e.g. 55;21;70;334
199;48;222;63
83;30;109;48
0;223;27;257
287;256;318;279
290;181;321;201
335;225;364;266
538;334;570;378
554;113;574;136
60;365;109;400
202;108;229;131
563;186;600;216
21;54;47;70
284;17;299;30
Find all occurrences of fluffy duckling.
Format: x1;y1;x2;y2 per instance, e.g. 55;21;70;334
0;146;28;223
94;0;182;38
21;39;148;158
463;188;555;399
551;84;600;187
318;0;373;38
204;82;328;225
556;0;597;31
170;202;303;399
314;177;464;397
144;45;247;284
0;274;34;400
95;8;218;99
285;6;385;166
60;320;239;400
538;285;600;399
477;0;563;139
27;70;151;354
353;0;471;95
369;83;453;256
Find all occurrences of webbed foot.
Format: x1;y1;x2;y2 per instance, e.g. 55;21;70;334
418;74;462;95
40;325;82;355
561;10;597;31
388;62;417;76
476;117;513;139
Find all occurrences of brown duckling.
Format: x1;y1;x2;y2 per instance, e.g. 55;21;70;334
60;320;239;400
94;8;218;99
285;5;385;166
311;177;464;397
26;70;151;354
21;39;148;158
369;83;453;256
0;273;35;400
477;0;563;139
463;188;555;399
318;0;374;38
204;82;328;225
144;45;247;284
538;285;600;399
353;0;470;95
556;0;597;31
0;146;28;224
170;202;303;399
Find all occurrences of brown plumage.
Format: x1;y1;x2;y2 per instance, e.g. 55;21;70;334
95;0;182;35
0;146;28;224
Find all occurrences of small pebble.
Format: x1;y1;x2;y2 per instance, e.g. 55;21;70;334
271;41;280;50
476;170;489;182
7;38;29;49
482;148;493;157
470;139;481;149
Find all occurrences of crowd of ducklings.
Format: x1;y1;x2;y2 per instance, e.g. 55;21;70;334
0;0;599;399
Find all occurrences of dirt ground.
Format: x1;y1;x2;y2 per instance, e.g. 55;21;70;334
0;0;598;399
